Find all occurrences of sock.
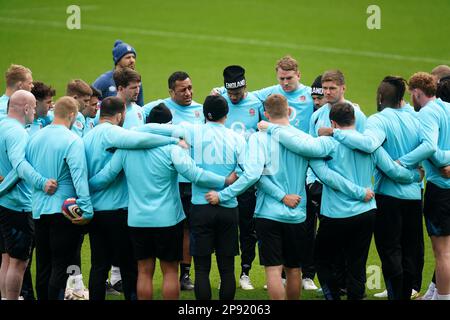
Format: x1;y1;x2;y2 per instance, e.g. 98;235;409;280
110;266;121;285
73;274;85;291
180;263;191;278
437;293;450;300
241;264;251;277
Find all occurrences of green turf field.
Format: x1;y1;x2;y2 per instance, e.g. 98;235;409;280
2;0;449;300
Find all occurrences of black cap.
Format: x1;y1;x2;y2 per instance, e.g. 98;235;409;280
146;103;173;124
203;95;229;121
223;65;246;90
311;75;323;96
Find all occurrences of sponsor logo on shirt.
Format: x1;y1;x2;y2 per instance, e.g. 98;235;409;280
75;121;83;129
249;108;256;116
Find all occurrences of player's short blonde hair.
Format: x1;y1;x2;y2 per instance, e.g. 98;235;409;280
264;94;289;119
322;70;345;86
5;64;32;88
275;55;298;72
54;96;79;119
66;79;93;97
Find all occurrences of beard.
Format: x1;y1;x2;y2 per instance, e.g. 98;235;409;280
411;94;422;111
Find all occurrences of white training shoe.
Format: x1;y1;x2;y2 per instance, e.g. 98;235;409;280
302;278;319;290
239;274;255;290
418;283;435;300
411;289;419;299
373;289;420;299
374;289;388;298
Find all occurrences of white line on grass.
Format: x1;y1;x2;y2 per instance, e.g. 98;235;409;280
1;17;449;65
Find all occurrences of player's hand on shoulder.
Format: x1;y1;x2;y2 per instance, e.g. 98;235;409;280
318;127;333;137
257;120;270;132
210;87;221;96
177;139;189;149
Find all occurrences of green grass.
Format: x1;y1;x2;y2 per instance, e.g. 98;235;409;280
2;0;448;299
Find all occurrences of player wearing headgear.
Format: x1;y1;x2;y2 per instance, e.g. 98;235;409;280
207;94;363;299
93;40;144;106
216;65;264;290
212;56;314;133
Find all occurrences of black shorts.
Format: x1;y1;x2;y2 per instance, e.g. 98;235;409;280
129;220;184;262
0;206;34;261
179;182;192;224
189;204;239;257
255;218;307;268
424;182;450;237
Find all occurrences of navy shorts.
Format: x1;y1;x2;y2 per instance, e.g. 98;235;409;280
0;206;34;261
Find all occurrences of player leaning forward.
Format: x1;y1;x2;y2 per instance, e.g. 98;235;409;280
27;96;93;300
0;90;58;300
206;94;364;300
88;116;238;300
262;101;424;300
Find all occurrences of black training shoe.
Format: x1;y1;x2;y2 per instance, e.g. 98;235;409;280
180;274;194;291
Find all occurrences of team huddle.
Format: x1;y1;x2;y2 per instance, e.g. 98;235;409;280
0;39;449;301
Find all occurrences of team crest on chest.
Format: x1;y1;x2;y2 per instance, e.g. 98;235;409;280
194;110;200;118
75;121;83;129
138;112;143;120
299;95;306;102
249;108;256;116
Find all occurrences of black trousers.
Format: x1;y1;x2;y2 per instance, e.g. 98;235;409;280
34;214;84;300
303;182;322;279
88;210;137;300
374;194;424;300
237;188;257;273
315;210;376;300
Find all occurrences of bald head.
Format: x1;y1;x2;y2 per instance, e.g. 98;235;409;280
8;89;36;124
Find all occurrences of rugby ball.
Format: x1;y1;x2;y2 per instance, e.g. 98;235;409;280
62;198;82;220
